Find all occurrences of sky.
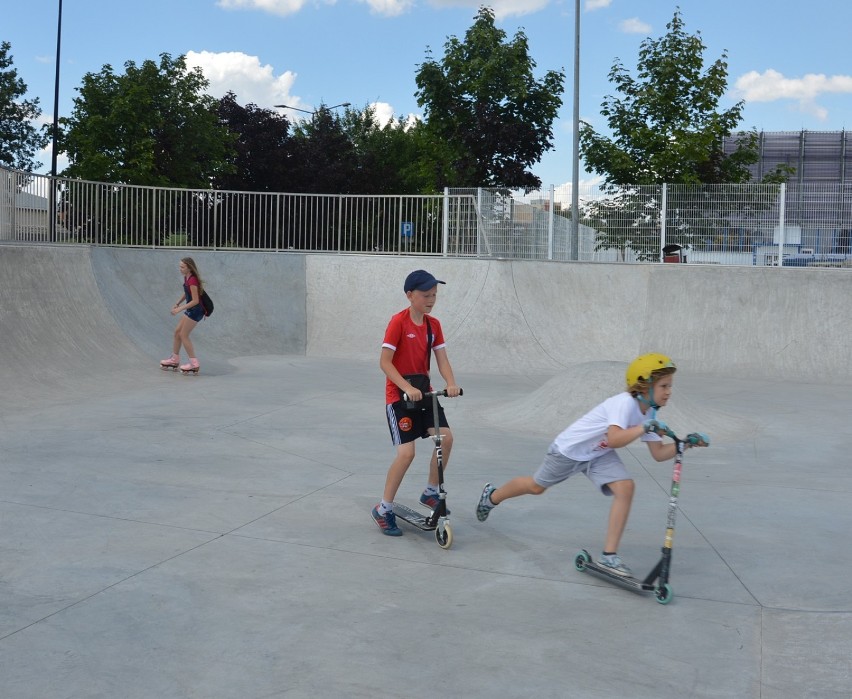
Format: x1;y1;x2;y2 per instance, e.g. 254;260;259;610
5;0;852;190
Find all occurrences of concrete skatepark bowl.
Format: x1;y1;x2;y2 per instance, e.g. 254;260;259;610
1;244;850;698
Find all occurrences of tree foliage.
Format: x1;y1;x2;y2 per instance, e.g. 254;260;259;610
340;107;438;195
0;41;49;171
579;9;758;187
60;53;235;187
214;92;294;193
578;9;793;261
415;7;565;192
288;106;358;194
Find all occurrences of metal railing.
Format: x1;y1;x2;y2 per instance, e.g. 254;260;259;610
3;166;852;267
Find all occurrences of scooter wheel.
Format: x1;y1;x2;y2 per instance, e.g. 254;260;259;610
574;550;590;572
435;523;453;549
655;583;673;605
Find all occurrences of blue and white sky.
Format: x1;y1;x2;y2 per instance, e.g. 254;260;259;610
6;0;852;188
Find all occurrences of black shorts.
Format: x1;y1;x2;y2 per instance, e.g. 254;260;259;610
386;400;449;445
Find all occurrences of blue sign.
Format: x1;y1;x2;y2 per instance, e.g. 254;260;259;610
400;222;413;238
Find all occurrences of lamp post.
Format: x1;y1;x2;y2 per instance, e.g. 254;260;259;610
570;0;580;261
274;102;351;115
49;0;63;241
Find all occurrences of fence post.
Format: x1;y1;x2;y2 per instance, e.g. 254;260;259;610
476;188;484;258
442;188;450;257
659;183;667;263
777;183;786;266
547;185;555;260
337;195;343;254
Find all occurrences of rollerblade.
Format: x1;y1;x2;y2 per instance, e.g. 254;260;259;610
160;354;180;371
179;357;200;375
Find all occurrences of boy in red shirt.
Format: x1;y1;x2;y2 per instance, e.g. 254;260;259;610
372;270;462;536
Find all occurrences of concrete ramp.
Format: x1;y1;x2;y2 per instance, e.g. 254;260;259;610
0;246;152;411
482;361;758;441
6;244;851;418
306;256;646;374
89;247;306;361
306;254;852;381
0;245;307;413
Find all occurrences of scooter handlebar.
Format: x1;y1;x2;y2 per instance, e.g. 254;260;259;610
402;388;464;401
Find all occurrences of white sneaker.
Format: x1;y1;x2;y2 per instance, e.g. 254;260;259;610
597;553;632;577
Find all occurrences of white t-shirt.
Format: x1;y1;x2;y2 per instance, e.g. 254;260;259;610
552;392;660;462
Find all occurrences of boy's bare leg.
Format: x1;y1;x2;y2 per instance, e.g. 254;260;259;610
382;442;416;504
603;478;635;552
491;476;547;505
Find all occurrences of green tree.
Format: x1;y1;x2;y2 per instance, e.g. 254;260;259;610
341;107;436;195
214;92;294;193
580;9;758;186
288;105;357;195
415;6;565;192
60;53;235;187
0;41;49;171
578;9;792;261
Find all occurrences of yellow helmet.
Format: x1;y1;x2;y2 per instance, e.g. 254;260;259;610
626;353;676;388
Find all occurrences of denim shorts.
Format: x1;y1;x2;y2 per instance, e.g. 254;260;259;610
184;305;205;322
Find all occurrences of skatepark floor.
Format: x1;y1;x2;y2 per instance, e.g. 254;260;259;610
2;353;850;699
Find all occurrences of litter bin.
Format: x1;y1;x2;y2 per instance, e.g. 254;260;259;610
662;244;686;263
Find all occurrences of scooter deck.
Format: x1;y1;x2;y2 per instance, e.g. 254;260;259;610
392;502;442;531
581;560;656;591
575;549;660;591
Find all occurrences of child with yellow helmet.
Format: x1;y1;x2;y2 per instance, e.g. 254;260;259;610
476;353;709;577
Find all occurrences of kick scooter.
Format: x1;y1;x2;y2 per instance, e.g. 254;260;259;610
574;430;707;604
392;388;463;550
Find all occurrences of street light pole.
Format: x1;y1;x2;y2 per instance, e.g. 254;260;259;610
50;0;63;241
570;0;580;261
274;102;351;116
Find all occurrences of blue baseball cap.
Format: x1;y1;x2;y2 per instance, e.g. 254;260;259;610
404;269;445;292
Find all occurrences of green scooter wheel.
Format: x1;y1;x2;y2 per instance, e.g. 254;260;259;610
655;583;673;604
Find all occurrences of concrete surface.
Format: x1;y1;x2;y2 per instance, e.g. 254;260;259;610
1;244;850;698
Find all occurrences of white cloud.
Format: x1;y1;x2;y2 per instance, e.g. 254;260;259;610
216;0;320;17
734;69;852;121
371;102;396;126
357;0;415;16
185;50;302;110
218;0;548;19
619;17;651;35
427;0;550;20
368;102;420;128
585;0;611;10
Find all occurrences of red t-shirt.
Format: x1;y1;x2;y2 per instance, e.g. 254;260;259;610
382;309;446;404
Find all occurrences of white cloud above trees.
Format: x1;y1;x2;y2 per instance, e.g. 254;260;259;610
734;69;852;121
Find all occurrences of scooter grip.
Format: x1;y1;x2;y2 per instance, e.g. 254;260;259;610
403;388;464;400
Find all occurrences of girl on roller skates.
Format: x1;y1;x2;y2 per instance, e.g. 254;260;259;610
160;257;207;374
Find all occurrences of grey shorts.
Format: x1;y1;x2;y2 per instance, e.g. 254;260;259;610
533;444;631;496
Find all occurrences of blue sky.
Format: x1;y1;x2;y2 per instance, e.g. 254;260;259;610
6;0;852;189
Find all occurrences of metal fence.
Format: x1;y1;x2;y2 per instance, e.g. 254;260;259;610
3;166;852;267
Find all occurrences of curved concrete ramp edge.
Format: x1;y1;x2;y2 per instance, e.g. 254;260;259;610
306;254;852;383
3;245;850;417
